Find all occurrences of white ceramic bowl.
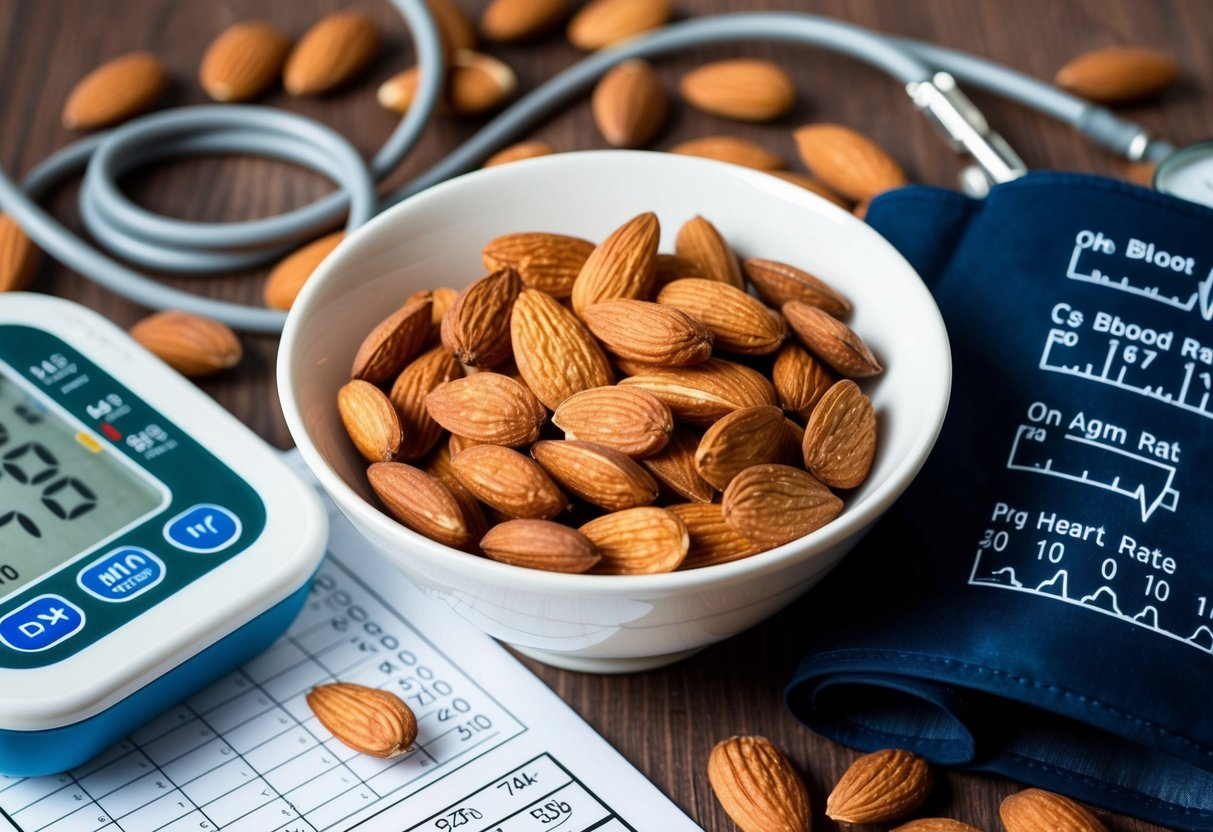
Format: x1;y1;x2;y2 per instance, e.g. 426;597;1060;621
278;150;950;672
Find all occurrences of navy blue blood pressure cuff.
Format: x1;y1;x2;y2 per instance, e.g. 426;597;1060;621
786;172;1213;830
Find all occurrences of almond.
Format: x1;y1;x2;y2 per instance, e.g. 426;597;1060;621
284;11;380;96
567;0;670;50
657;278;784;355
377;67;421;114
743;258;851;317
425;372;546;446
484;140;555;167
766;171;851;208
802;379;875;489
772;342;835;420
794;123;908;203
826;748;932;823
654;253;706;289
199;20;292;102
423;286;459;346
351;294;433;384
306;683;417;758
641;427;714;503
482;232;594;299
264;231;344;311
451;443;568;519
427;0;478;56
581;299;714;365
1001;789;1108;832
592;59;667;148
571;212;659;315
129;311;242;378
367;461;469;547
480;519;599;572
1055;46;1179;104
670;503;761;569
721;463;842;548
449;50;516;115
695;405;789;490
619;358;777;424
673;215;745;290
441;267;521;368
0;214;39;292
421;442;489;551
511;288;615;409
708;736;811;832
388;346;461;461
448;432;484;457
532;439;659;511
893;820;984;832
670;136;784;171
481;0;567;42
680;59;795;122
783;299;880;377
62;52;168;130
553;386;672;458
580;506;688;574
338;380;403;462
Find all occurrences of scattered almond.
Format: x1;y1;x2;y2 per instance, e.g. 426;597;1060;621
670;136;784;171
743;257;851;317
339;380;403;462
425;372;546;447
708;736;811;832
772;342;835;420
567;0;671;50
695;405;789;490
592;59;667;148
129;310;242;378
767;171;851;208
553;385;673;457
482;232;594;299
641;426;715;503
669;503;761;568
441;267;521;368
1055;45;1179;104
783;300;881;377
284;11;380;96
893;820;984;832
794;123;907;203
388;345;461;461
1001;788;1108;832
533;439;659;510
619;358;777;424
449;50;517;115
722;463;842;548
264;231;344;311
826;748;933;824
427;0;478;55
199;20;291;102
484;140;556;167
451;443;568;519
0;214;39;292
657;278;784;355
511;288;615;409
351;294;433;384
480;519;600;572
368;461;469;547
680;59;796;122
802;379;876;489
674;215;745;289
571;212;660;315
580;506;688;574
481;0;567;42
306;682;417;758
63;52;167;130
377;67;421;114
581;299;714;365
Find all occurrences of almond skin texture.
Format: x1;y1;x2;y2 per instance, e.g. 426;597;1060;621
581;299;714;365
480;519;599;572
571;212;660;315
826;748;933;824
532;439;659;511
1000;788;1109;832
641;427;715;503
567;0;671;50
63;52;167;130
367;462;469;547
593;59;667;148
481;0;567;42
783;300;882;378
658;278;785;355
284;11;380;95
670;136;784;171
708;736;811;832
0;214;39;292
388;346;461;461
773;342;835;420
338;380;403;463
803;379;876;489
441;267;521;368
553;386;673;458
307;683;417;758
794;123;908;202
129;311;242;378
670;503;761;569
351;294;433;384
695;405;789;490
680;59;796;122
674;216;745;289
425;372;546;447
619;358;777;424
580;506;689;574
511;288;615;409
451;443;568;519
199;20;292;102
482;232;594;299
743;257;851;317
893;820;984;832
1055;46;1179;104
484;140;555;167
722;463;842;549
264;231;344;311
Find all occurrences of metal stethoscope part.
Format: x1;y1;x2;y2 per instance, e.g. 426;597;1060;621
0;1;1186;332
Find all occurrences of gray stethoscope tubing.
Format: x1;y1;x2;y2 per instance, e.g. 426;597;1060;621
0;6;1170;333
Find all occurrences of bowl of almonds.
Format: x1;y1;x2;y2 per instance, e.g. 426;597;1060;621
278;150;950;672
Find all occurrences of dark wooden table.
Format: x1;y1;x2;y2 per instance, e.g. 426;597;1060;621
3;1;1206;829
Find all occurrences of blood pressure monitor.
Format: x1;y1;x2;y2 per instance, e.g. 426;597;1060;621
0;293;327;777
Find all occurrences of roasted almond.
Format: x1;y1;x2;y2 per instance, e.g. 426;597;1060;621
766;171;851;208
425;372;546;446
657;278;785;355
708;736;811;832
482;232;594;299
427;0;478;55
794;123;907;203
654;253;707;289
567;0;670;50
695;405;789;490
802;379;875;489
441;267;521;368
669;136;784;171
680;59;795;122
571;212;660;315
129;311;242;378
592;58;667;148
388;345;461;461
284;11;380;96
423;287;458;346
351;294;433;384
0;214;39;292
893;820;984;832
307;683;417;758
481;0;567;41
721;463;842;548
670;503;761;569
512;288;615;409
641;427;715;503
199;20;292;102
619;358;777;424
1001;789;1108;832
264;231;344;311
772;342;835;420
826;748;933;823
580;506;688;574
62;52;168;130
421;442;489;551
552;387;671;459
484;140;555;167
449;50;517;115
743;258;851;317
1055;46;1179;104
533;439;659;511
377;67;421;114
581;299;714;365
368;461;469;547
783;300;880;377
451;443;568;519
338;380;403;462
480;519;600;572
674;215;745;289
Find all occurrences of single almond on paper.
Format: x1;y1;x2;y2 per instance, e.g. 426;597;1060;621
1054;46;1179;104
567;0;671;50
481;0;567;42
553;385;672;458
680;59;796;122
571;211;660;315
580;506;688;574
581;299;714;365
351;294;433;384
674;215;745;289
803;379;876;489
199;20;292;102
743;257;851;317
670;503;761;569
441;267;521;368
620;358;777;424
451;443;568;519
512;288;614;409
722;463;842;549
670;136;784;171
657;278;785;355
592;59;667;148
708;736;812;832
449;50;517;115
338;380;403;462
695;405;789;490
532;439;659;511
264;231;344;311
1001;788;1108;832
0;214;39;292
388;345;461;461
783;300;881;378
641;427;714;503
893;820;984;832
484;140;555;167
794;123;907;202
129;311;242;378
827;748;932;823
425;372;546;447
368;461;470;547
766;171;851;208
63;52;168;130
480;519;600;572
482;232;594;299
307;683;417;758
772;342;835;421
284;11;380;95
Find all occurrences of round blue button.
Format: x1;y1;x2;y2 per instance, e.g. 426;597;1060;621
163;504;241;553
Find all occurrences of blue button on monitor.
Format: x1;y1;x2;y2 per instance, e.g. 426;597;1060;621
0;595;86;653
163;504;241;553
78;547;166;603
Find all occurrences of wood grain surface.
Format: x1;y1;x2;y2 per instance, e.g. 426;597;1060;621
2;1;1206;829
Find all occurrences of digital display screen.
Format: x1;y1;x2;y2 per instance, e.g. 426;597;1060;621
0;372;163;601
